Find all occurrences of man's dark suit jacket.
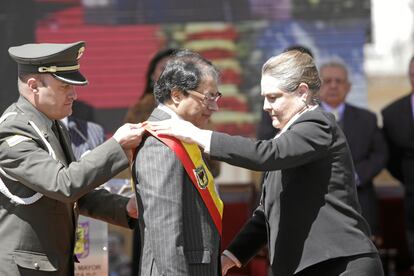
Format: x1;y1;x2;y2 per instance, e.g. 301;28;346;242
210;108;377;275
133;108;221;276
336;104;387;235
382;94;414;230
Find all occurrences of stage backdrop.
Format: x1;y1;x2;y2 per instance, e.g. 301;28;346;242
29;0;370;137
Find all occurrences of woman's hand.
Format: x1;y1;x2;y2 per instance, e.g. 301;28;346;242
149;119;200;144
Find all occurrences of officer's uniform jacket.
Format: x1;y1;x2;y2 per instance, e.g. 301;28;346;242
0;96;131;275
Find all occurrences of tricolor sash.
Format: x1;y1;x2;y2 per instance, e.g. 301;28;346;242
140;123;223;235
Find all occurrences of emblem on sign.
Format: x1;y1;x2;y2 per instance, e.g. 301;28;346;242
194;165;208;189
75;221;90;259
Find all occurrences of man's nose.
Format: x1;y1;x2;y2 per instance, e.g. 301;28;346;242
329;81;337;88
70;87;77;100
208;100;219;111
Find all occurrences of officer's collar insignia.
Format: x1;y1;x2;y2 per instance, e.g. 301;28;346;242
42;130;49;138
77;46;85;60
194;165;208;189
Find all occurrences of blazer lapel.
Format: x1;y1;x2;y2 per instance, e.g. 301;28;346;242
49;124;71;166
341;105;354;138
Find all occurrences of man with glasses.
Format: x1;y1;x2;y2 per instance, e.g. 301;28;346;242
319;61;388;244
132;50;223;275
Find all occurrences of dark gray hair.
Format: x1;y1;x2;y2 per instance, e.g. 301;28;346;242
154;49;219;103
262;50;321;103
319;61;349;80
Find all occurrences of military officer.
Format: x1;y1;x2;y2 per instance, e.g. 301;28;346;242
0;41;144;275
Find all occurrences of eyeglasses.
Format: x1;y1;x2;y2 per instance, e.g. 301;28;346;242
322;78;347;85
187;90;222;103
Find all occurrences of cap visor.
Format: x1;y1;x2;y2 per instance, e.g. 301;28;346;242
52;71;88;86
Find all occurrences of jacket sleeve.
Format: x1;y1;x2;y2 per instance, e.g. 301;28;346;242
210;115;333;171
0;136;129;202
134;136;190;275
78;189;132;228
381;110;404;182
354;120;388;187
227;200;268;266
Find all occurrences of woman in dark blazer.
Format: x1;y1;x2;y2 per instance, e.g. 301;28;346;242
151;50;383;276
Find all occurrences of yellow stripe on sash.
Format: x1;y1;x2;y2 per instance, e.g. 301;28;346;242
181;142;224;218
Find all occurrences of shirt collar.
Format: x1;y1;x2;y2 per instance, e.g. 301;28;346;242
61;117;68;127
157;103;183;120
275;104;318;139
320;101;345;120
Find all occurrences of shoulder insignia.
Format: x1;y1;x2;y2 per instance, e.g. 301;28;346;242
6;135;31;147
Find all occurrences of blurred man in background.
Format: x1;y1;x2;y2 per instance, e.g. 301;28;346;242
319;61;388;244
382;55;414;270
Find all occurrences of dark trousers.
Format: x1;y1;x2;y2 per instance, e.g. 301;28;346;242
294;253;384;276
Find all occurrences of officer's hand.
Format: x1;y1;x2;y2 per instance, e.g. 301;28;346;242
221;254;237;275
113;123;145;150
126;195;138;219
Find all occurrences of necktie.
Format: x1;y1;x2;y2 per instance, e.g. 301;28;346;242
52;121;71;162
51;121;61;141
332;108;340;121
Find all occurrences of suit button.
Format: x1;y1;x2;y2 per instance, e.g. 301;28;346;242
34;262;40;270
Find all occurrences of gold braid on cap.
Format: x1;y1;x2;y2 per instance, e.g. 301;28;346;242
38;64;80;73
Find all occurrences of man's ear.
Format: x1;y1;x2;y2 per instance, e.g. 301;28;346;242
171;89;183;104
27;77;39;94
